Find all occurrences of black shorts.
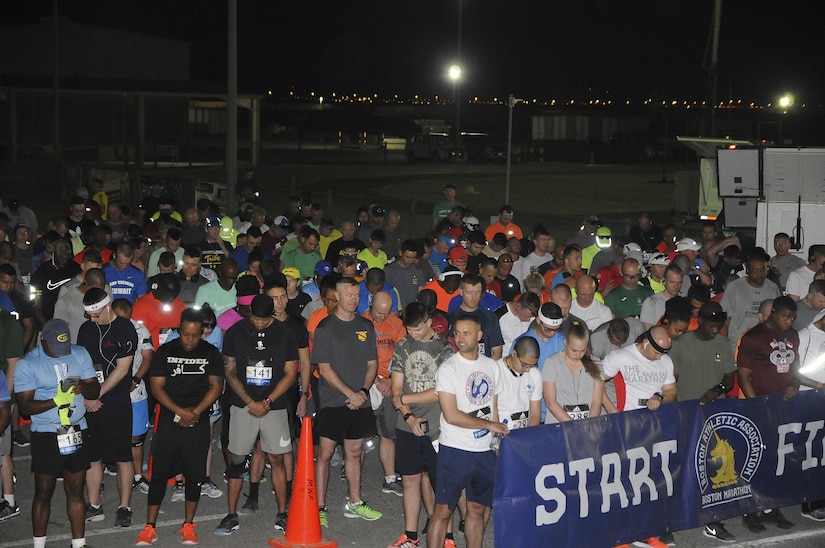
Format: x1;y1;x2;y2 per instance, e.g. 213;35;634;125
315;406;376;444
31;431;91;476
151;416;210;484
395;428;438;485
85;402;132;463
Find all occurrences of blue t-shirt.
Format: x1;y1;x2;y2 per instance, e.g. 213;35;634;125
228;246;251;272
13;345;97;432
0;371;10;403
356;283;400;315
514;326;566;421
448;293;503;313
103;264;148;303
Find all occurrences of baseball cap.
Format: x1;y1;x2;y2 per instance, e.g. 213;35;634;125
623;242;642;254
205;214;221;227
595;226;612;248
42;319;72;356
648;252;670;266
371;205;386;217
272;215;290;228
676;237;701;252
463;216;480;231
438;235;456;247
315;260;333;277
281;267;301;280
448;247;468;263
250;294;275;318
491;233;507;247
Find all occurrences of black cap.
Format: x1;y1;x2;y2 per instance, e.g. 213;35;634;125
250;294;274;318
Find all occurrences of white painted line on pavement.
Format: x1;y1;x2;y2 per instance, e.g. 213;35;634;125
0;513;227;547
729;528;825;546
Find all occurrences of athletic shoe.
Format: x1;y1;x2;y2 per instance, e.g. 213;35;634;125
443;539;456;548
214;513;239;536
658;532;675;546
171;482;185;502
179;522;199;545
104;463;118;476
344;499;382;521
801;506;825;521
12;431;30;447
200;480;223;499
133;477;150;495
458;520;465;533
319;506;328;528
0;502;20;521
762;508;793;529
115;506;133;527
742;513;765;533
135;524;158;545
703;522;735;542
273;512;287;531
85;503;105;522
387;534;419;548
382;479;404;497
632;537;667;548
241;496;259;512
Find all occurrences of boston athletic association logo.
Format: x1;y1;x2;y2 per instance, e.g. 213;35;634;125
695;412;764;508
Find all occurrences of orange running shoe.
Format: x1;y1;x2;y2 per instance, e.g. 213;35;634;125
135;524;158;545
179;522;199;545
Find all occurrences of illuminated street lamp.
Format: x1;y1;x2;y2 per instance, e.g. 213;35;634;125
778;93;794;113
448;64;462;151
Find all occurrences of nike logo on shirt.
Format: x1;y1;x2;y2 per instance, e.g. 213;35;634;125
46;279;72;291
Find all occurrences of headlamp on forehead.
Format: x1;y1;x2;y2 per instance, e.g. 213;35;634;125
698;309;727;323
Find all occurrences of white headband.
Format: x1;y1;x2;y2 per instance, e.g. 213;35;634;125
538;309;563;327
83;294;111;312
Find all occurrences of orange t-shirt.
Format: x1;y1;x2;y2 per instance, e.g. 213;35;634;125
421;279;459;312
131;294;186;350
363;311;406;377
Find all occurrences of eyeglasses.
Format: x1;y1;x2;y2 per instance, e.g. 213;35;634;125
622;273;641;279
517;355;539;368
84;311;104;320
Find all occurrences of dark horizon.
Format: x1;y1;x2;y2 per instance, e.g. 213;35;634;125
2;0;824;105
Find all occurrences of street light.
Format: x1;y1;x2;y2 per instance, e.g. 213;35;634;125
505;94;523;204
448;64;462;151
778;93;794;113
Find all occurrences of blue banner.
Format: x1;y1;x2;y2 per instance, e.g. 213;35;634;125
493;390;825;547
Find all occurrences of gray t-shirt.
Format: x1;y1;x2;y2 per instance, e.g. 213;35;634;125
640;292;668;326
391;333;455;438
311;314;378;409
772;254;806;291
541;351;599;423
720;277;781;348
670;332;735;401
384;260;425;308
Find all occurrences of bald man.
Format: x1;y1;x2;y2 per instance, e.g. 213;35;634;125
550;284;586;336
363;291;406;497
569;275;613;331
601;325;677;412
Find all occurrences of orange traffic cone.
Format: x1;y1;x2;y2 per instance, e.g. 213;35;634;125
269;417;337;548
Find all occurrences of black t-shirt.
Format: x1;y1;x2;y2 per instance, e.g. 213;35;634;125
497;274;521;302
77;316;138;405
286;292;312;319
222;319;299;409
150;338;224;419
30;260;82;320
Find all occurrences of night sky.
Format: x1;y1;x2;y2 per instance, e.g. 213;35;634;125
3;0;824;103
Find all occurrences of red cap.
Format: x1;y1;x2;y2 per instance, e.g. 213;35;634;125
448;246;468;263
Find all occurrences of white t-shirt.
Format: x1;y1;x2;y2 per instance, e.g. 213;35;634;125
498;307;533;356
495;358;543;430
435;352;502;452
786;265;815;299
639;292;668;327
601;344;675;411
798;324;825;387
569;300;614;332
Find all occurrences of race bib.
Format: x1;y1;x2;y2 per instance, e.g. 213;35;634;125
563;404;590;421
57;426;83;455
246;360;272;386
509;410;530;429
93;364;104;384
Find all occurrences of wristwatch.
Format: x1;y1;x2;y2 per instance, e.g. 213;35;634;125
717;383;728;393
264;397;272;405
403;412;414;422
132;376;141;384
360;387;370;398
